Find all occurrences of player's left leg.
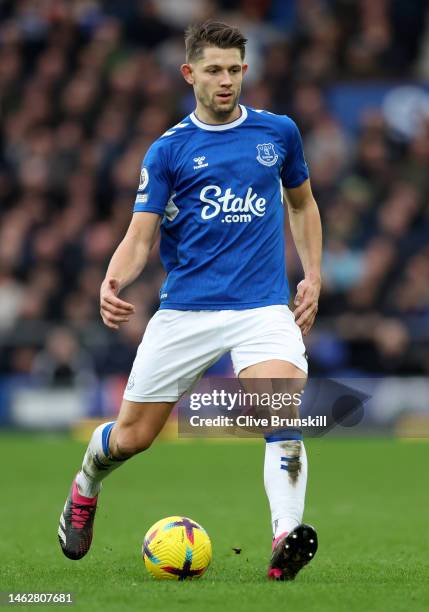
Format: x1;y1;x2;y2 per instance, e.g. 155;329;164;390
239;360;307;542
230;305;317;580
239;359;317;580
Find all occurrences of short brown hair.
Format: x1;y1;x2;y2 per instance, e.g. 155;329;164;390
184;21;247;62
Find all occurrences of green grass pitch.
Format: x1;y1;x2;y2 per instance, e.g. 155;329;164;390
1;435;428;611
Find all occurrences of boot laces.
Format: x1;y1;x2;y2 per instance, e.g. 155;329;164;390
71;503;95;529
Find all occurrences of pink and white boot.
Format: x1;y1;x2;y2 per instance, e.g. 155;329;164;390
268;524;318;581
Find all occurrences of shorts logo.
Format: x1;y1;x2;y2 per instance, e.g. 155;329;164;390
138;167;149;190
126;372;135;390
256;143;278;167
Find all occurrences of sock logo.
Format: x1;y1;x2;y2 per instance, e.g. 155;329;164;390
93;453;110;471
280;456;289;471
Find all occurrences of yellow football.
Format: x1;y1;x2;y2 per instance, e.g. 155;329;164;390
142;516;212;580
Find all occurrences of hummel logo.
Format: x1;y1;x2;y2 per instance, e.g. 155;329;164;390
193;156;209;170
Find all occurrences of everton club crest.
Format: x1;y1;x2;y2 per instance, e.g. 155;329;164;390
256;143;278;167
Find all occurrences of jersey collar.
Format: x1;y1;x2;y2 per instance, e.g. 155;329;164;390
189;105;248;131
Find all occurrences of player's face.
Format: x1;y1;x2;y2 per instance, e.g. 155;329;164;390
182;47;248;120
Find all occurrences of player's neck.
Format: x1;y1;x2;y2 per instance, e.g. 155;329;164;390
194;104;242;126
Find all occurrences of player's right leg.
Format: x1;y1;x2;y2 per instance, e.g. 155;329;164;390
58;309;226;560
58;399;174;560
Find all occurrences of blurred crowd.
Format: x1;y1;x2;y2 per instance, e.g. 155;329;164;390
1;0;429;382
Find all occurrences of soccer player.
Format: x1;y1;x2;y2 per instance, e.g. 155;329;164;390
58;21;322;581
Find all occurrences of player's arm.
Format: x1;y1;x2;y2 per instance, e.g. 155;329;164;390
100;212;161;329
284;178;322;336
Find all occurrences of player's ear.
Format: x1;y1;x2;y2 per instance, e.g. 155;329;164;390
242;63;248;76
180;63;194;85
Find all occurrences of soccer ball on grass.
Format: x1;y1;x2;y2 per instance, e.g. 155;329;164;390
142;516;212;580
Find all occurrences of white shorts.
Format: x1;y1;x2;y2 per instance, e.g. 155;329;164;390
123;305;308;403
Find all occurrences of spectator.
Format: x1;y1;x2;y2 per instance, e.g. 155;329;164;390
32;326;95;387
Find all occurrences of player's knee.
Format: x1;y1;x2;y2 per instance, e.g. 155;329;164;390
110;427;154;458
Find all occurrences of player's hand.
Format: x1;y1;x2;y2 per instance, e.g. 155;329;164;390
100;278;135;330
293;275;321;336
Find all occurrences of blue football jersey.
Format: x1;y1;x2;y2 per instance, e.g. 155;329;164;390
133;105;309;310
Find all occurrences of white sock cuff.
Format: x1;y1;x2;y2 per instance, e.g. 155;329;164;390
90;421;116;458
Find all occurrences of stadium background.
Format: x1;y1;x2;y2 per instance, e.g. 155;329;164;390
1;2;429;610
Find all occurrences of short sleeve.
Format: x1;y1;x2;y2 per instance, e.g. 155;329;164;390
280;119;309;189
133;141;172;215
